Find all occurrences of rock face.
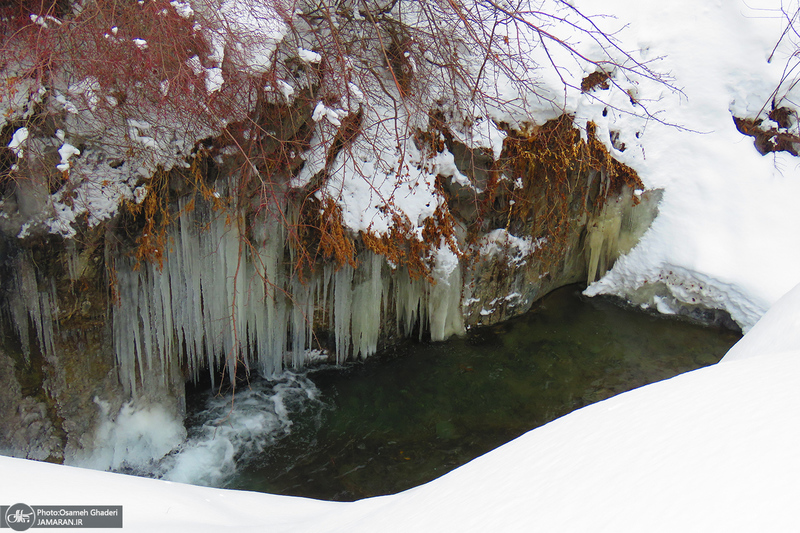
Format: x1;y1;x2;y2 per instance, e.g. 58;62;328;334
452;118;661;327
0;232;186;464
0;112;658;464
461;187;660;328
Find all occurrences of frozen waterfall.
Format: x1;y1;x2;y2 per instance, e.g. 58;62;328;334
111;194;465;395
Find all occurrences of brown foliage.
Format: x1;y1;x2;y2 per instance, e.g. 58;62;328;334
124;168;171;271
296;196;357;276
361;201;458;283
581;70;611;93
487;115;643;267
734;114;800;156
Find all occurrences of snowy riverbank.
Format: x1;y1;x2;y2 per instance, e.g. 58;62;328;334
3;0;800;529
2;281;799;532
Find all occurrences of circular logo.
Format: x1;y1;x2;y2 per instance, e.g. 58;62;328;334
4;504;35;531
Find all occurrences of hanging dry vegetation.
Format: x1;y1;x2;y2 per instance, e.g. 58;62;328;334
491;115;643;269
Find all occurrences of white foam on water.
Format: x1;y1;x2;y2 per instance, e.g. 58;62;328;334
70;371;323;489
156;371;323;487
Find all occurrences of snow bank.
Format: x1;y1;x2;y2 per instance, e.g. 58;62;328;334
3;277;799;532
4;0;800;529
722;280;800;362
578;0;800;330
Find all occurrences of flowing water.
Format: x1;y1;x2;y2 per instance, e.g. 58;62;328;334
177;285;741;501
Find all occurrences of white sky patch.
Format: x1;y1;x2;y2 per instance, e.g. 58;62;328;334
132;38;148;50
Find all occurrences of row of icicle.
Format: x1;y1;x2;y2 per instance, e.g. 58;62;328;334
111;194;464;396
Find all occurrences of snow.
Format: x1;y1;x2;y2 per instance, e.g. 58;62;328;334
4;0;800;529
451;117;507;161
276;80;295;101
7;127;29;158
3;282;799;531
186;55;204;75
204;67;224;93
298;47;322;64
29;14;61;28
194;0;289;75
347;82;364;103
170;0;194;18
575;0;800;330
722;280;800;362
312;101;347;126
478;228;544;266
318;115;445;236
57;143;81;172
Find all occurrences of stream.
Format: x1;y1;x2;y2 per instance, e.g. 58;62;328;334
175;285;741;501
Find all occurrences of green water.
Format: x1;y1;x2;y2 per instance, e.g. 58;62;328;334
226;285;741;501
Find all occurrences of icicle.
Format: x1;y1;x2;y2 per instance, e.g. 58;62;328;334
113;259;140;396
394;273;423;338
65;240;81;281
157;262;173;386
332;262;354;363
5;254;59;365
138;276;154;386
350;253;383;358
428;270;465;342
110;188;471;392
586;196;625;284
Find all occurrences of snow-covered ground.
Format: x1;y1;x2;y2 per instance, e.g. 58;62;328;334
4;0;800;529
573;0;800;329
3;281;799;532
